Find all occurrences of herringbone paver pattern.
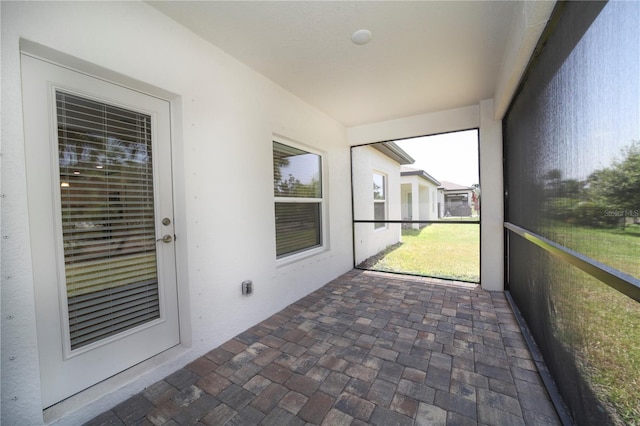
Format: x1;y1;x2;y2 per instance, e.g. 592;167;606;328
86;270;560;425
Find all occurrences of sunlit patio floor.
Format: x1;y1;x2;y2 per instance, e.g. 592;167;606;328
87;269;560;425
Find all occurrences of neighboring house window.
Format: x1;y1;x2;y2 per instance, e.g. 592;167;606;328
273;141;323;258
373;173;386;229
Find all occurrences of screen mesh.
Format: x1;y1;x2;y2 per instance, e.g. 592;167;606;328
504;2;640;424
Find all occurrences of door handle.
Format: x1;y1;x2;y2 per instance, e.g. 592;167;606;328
157;234;173;243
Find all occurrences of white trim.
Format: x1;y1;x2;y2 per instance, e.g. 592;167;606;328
373;171;388;231
347;105;480;146
21;54;181;408
272;135;328;264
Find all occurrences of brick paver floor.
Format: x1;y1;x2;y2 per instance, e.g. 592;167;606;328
86;269;560;425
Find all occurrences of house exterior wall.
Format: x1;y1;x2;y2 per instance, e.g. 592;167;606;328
401;183;413;221
438;188;446;218
400;175;439;229
352;146;402;265
419;186;437;221
1;2;353;424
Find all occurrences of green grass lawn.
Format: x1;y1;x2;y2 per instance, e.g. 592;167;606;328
360;223;480;282
542;222;640;424
544;222;640;279
568;274;640;425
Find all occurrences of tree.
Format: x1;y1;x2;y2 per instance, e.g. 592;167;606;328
588;141;640;215
543;169;563;181
542;169;585;198
273;155;290;193
471;184;480;212
276;173;321;198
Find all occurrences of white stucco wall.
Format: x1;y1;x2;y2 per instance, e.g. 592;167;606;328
347;103;504;292
1;2;353;424
478;99;504;291
493;1;556;119
347;105;480;147
400;175;439;228
352;146;403;265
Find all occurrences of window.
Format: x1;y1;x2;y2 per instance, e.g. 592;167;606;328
373;173;386;229
273;141;323;258
57;91;161;350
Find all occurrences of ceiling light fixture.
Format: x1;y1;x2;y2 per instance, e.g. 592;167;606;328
351;29;372;45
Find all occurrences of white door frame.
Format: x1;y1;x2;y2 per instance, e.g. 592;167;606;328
21;54;180;408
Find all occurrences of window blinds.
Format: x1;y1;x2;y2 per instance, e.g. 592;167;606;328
56;91;160;350
274;203;322;257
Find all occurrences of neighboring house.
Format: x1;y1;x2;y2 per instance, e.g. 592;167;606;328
352;143;414;265
438;181;475;217
400;166;441;229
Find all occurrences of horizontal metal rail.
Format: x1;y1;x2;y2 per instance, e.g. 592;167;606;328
353;266;480;284
354;220;480;225
505;222;640;303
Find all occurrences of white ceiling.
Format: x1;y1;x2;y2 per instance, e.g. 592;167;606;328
150;1;523;127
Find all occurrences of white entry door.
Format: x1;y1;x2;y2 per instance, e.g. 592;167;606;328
21;54;180;408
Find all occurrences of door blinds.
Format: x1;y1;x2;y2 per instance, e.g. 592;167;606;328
56;91;160;350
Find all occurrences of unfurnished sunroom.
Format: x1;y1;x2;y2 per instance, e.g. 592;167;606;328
2;1;639;425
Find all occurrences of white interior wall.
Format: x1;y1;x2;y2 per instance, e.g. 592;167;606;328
1;2;353;424
347;103;504;292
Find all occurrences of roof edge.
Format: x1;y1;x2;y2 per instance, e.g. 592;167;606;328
401;170;441;186
372;142;415;165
